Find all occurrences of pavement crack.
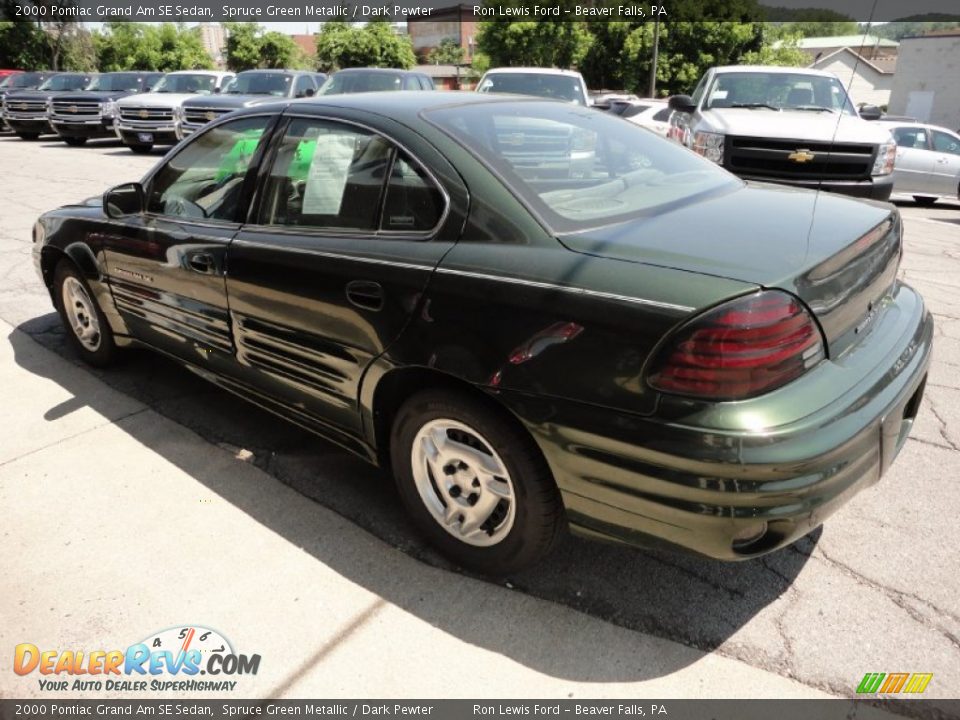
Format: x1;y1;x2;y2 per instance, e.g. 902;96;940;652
926;399;960;451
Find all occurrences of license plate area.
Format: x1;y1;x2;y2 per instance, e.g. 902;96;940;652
137;133;153;143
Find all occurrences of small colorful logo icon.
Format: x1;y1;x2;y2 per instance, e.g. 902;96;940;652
856;672;933;694
788;149;816;163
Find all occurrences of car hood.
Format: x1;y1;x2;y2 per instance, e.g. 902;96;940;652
51;90;140;102
4;90;61;100
698;109;894;144
117;92;206;108
183;93;284;109
560;182;900;352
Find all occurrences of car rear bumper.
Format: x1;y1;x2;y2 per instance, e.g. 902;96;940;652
497;281;932;560
740;173;894;200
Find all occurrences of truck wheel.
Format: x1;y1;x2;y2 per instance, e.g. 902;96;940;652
913;196;937;207
17;133;39;141
128;143;153;154
63;137;87;147
390;388;564;574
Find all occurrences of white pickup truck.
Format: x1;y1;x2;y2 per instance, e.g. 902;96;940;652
667;65;897;200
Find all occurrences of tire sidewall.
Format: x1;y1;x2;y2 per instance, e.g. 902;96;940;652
390;390;554;574
54;261;116;367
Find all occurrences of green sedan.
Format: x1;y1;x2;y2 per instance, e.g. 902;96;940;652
33;92;933;573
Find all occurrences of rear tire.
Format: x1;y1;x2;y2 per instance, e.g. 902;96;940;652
128;143;153;154
63;137;87;147
53;260;117;368
913;196;937;206
390;389;564;574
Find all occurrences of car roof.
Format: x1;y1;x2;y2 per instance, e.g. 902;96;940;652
239;90;565;120
167;70;232;77
331;67;418;75
712;65;838;78
483;67;583;78
877;120;957;134
237;68;306;75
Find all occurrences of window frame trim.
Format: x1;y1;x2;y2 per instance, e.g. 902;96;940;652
247;110;451;241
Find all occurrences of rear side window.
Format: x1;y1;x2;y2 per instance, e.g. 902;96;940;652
381;152;444;231
259;117;444;233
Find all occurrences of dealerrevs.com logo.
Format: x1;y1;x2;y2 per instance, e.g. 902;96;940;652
13;625;261;692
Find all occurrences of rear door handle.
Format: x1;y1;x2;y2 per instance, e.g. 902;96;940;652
346;280;384;311
187;252;215;274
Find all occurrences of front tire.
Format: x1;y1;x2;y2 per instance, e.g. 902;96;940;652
63;137;87;147
390;389;564;574
53;260;117;367
913;196;937;206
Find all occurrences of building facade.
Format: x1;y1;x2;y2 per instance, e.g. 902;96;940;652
198;23;227;68
810;47;894;108
407;5;479;64
888;32;960;128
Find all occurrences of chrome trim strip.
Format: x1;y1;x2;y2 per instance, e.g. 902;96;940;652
434;267;696;313
232;237;434;272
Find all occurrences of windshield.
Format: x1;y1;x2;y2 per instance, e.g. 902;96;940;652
224;73;291;96
704;71;856;115
317;72;402;95
152;73;218;94
427;102;737;232
38;74;91;92
477;73;586;106
2;73;40;89
85;73;142;92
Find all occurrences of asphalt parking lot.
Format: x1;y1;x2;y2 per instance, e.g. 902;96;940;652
1;135;959;708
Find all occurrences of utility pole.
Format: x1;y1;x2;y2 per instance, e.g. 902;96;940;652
648;18;660;98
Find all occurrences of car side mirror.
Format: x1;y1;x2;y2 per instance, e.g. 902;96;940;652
104;182;145;219
214;86;221;94
859;105;882;121
668;95;697;113
305;87;315;97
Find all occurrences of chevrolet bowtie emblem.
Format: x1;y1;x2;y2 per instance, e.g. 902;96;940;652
205;111;216;121
18;103;27;110
139;109;149;119
69;105;77;113
788;149;815;163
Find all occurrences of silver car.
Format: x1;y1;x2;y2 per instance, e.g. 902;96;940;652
882;121;960;205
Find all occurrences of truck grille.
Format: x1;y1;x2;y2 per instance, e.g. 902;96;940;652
726;137;876;181
119;106;174;122
50;100;101;119
183;106;231;126
5;99;47;116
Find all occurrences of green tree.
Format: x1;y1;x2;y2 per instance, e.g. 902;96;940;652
475;20;592;69
259;30;301;69
741;30;807;66
427;38;464;65
779;20;859;37
0;2;49;69
314;20;416;71
153;23;213;70
224;22;262;71
869;19;960;40
61;24;96;71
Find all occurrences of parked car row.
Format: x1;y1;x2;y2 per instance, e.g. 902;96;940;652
1;67;435;153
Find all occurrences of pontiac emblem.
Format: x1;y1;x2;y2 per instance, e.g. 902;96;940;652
205;111;216;121
139;109;149;119
788;149;815;163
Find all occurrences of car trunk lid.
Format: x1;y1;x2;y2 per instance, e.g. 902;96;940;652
558;183;901;357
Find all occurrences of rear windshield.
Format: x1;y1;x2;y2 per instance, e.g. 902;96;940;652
86;73;142;92
477;73;586;106
426;101;738;232
152;73;218;94
38;74;91;92
225;73;291;96
318;72;403;95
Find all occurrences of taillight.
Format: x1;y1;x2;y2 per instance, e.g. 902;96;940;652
647;290;825;401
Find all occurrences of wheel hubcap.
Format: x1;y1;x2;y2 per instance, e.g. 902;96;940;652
411;419;516;547
62;277;101;352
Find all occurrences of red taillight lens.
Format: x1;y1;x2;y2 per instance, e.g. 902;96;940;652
647;290;825;401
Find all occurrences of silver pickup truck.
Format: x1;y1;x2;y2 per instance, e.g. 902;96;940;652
667;65;897;200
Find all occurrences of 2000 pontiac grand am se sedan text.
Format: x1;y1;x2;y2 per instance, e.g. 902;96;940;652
32;93;933;573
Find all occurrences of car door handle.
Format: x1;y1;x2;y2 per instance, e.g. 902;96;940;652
345;280;384;311
187;252;215;274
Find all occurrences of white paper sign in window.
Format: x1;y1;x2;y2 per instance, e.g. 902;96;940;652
302;133;355;215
